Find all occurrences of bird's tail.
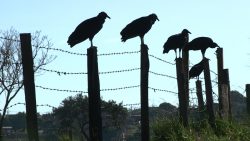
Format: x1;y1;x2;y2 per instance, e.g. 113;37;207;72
121;37;126;42
163;48;169;54
67;40;74;48
67;33;78;48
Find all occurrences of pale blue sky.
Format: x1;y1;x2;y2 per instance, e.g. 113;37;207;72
1;1;249;114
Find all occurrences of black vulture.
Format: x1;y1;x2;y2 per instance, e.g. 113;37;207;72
67;12;110;47
189;59;205;80
183;37;220;58
163;29;191;58
120;13;159;45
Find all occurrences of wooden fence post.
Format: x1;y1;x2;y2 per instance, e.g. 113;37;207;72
176;58;188;127
224;69;232;119
196;80;204;112
216;48;224;118
20;33;39;141
203;58;215;127
246;84;250;116
182;51;189;115
220;69;230;120
140;44;149;141
87;47;102;141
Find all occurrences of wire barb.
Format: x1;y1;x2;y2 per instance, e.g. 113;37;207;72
148;87;178;94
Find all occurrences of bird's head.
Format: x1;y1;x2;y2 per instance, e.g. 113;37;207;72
149;13;159;24
98;12;111;19
182;29;191;35
211;42;220;48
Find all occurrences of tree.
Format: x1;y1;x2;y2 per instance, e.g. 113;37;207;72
0;28;55;137
53;94;128;141
53;94;89;141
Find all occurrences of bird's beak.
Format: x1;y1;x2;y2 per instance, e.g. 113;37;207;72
107;15;111;19
156;17;159;21
188;31;191;34
216;44;220;48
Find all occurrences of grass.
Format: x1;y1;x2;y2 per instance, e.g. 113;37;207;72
152;117;250;141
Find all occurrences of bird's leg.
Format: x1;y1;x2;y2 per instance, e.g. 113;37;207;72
174;50;177;59
90;40;93;47
201;50;205;59
140;36;144;46
179;48;181;58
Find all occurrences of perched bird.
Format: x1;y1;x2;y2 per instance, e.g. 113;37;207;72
189;59;205;80
120;13;159;45
183;37;220;58
67;12;110;47
163;29;191;58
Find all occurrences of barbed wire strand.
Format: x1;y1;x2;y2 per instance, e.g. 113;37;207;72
38;67;140;75
36;85;87;93
148;87;178;94
0;36;20;42
149;54;175;65
38;46;140;57
98;50;140;56
36;85;140;93
37;46;87;56
122;103;141;107
149;71;177;79
0;102;141;112
6;102;57;110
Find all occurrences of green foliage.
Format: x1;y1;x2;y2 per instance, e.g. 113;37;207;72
152;118;250;141
152;118;195;141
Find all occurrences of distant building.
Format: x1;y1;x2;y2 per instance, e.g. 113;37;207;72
2;126;15;135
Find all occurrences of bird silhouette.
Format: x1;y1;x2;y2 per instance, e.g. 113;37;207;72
120;13;159;45
67;12;110;47
189;59;206;80
183;37;220;58
163;29;191;58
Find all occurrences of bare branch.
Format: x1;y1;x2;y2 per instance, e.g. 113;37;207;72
0;28;56;134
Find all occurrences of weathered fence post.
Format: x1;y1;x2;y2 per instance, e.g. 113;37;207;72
140;44;149;141
196;80;204;112
182;51;189;115
87;46;102;141
224;69;232;119
216;48;224;118
203;58;215;127
20;33;39;141
176;58;188;127
220;69;230;120
246;84;250;116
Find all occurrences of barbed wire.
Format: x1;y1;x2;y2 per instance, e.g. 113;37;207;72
98;50;140;56
35;85;140;94
38;68;87;75
36;85;87;93
35;85;178;95
5;102;57;110
38;67;140;75
99;68;140;74
0;36;20;42
38;46;140;57
149;71;177;79
148;54;175;65
100;85;140;92
37;46;87;56
1;102;143;112
122;103;141;107
148;86;178;94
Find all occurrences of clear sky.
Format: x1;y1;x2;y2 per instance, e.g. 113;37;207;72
1;1;249;114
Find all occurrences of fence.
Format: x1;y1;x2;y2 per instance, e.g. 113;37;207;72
0;34;237;141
